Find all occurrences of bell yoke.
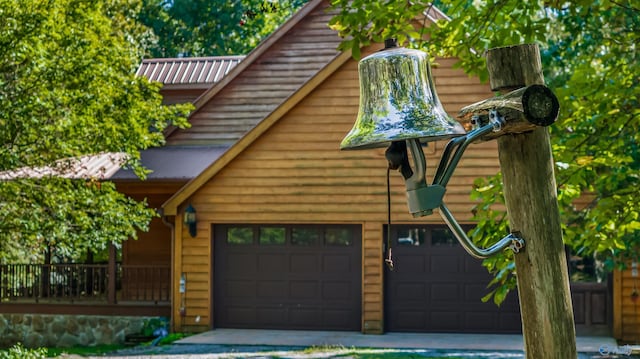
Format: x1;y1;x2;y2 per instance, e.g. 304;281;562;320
340;39;524;259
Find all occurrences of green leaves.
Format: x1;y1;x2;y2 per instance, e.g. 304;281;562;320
138;0;309;57
0;0;190;263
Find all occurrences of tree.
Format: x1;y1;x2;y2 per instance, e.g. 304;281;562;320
329;0;639;302
138;0;309;57
0;0;191;262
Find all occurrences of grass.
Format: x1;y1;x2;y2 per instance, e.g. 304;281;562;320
288;346;466;359
46;344;128;357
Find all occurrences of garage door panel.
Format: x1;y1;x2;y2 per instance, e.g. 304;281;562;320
257;306;287;326
323;308;357;328
291;254;319;272
257;281;287;298
431;283;459;302
227;254;256;273
465;312;496;330
431;311;460;331
395;311;427;330
290;281;319;299
258;253;288;273
430;255;461;273
464;284;489;302
225;306;255;325
226;280;255;298
322;281;352;300
322;254;351;272
214;224;361;331
291;307;320;325
395;282;426;301
396;255;426;272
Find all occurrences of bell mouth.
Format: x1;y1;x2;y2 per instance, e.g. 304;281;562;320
340;131;465;150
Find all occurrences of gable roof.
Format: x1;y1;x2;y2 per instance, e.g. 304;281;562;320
162;3;447;215
164;0;342;146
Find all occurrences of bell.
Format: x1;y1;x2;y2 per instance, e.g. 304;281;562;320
340;40;466;150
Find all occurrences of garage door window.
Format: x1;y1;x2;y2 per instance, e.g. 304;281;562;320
397;227;427;246
325;228;352;246
259;227;285;245
227;227;253;245
291;228;320;246
431;228;458;246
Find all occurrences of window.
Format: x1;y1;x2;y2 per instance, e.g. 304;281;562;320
227;227;253;245
259;227;285;245
292;228;320;246
325;228;352;246
431;228;457;246
396;227;426;246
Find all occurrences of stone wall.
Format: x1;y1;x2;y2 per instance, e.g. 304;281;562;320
0;314;164;348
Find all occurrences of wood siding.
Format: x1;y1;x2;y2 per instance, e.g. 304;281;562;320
614;266;640;342
166;2;341;146
116;182;183;266
172;47;500;332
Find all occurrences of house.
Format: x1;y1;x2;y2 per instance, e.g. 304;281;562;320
2;0;636;345
155;0;622;338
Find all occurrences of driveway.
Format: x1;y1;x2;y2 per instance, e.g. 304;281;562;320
75;329;631;359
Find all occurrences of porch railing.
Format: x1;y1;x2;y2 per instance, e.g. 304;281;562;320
0;263;170;304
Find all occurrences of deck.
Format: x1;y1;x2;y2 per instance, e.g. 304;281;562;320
0;263;170;316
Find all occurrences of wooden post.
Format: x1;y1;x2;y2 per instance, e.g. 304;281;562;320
487;44;577;358
108;243;117;304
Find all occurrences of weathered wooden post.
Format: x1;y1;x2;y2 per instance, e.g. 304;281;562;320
487;44;577;358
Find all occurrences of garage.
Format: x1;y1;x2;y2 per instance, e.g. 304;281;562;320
384;225;522;333
213;224;362;331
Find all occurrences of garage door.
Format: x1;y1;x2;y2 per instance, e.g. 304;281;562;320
214;224;361;330
385;225;522;333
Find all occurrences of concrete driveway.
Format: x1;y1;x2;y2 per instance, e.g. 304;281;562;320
76;329;627;359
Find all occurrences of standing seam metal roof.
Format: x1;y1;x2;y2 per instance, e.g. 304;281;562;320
136;56;245;85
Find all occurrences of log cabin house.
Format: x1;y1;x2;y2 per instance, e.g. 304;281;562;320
1;0;637;343
156;0;624;338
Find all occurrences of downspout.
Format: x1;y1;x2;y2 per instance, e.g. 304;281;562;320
160;209;176;332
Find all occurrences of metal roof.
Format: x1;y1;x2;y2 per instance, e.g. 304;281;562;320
111;146;229;181
136;56;244;85
0;153;128;180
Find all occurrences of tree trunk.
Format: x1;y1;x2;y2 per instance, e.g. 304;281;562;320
487;44;577;358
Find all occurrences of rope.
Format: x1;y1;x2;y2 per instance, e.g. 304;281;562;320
385;167;394;270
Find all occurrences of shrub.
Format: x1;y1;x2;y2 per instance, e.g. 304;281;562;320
0;343;47;359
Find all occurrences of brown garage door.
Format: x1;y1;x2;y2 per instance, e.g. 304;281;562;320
214;224;361;331
385;225;522;333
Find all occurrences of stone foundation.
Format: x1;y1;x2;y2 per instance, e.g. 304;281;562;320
0;314;164;348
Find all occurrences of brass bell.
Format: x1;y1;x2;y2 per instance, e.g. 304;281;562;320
340;39;466;150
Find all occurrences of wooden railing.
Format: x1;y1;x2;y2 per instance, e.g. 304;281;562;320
120;265;170;303
0;263;169;305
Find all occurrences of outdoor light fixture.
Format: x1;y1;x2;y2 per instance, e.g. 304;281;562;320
184;204;197;238
341;39;525;259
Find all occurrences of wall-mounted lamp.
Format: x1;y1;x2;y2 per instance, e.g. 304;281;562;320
184;204;197;238
340;39;531;259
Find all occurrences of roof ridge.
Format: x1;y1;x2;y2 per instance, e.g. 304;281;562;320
140;55;246;64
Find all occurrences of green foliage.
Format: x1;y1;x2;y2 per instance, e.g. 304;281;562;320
0;0;192;263
46;344;127;357
141;317;169;337
0;344;46;359
138;0;309;57
330;0;640;303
